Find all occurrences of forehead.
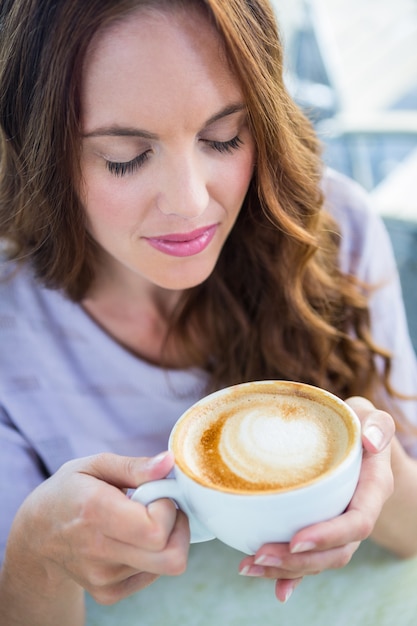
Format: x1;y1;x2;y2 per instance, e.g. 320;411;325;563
80;5;244;134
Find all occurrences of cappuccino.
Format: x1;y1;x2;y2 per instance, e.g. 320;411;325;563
134;380;362;552
171;381;356;494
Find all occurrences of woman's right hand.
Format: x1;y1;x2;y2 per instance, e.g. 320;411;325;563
4;451;190;606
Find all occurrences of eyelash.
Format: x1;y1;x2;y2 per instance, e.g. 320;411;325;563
205;135;243;154
106;135;243;177
106;152;149;177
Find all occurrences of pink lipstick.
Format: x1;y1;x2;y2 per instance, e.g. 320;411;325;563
145;224;217;257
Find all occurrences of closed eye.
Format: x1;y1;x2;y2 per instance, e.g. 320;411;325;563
205;136;243;154
106;135;243;177
106;151;150;177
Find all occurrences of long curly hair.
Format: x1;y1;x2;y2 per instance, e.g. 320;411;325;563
0;0;393;402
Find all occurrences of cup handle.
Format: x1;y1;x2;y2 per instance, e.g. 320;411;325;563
131;479;215;544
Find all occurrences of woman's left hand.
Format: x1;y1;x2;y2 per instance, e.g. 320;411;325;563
238;396;395;602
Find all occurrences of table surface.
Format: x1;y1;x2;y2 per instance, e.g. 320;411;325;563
86;538;417;626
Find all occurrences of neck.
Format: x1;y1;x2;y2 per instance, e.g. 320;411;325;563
81;261;185;366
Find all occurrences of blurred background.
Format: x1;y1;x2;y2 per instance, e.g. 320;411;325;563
271;0;417;348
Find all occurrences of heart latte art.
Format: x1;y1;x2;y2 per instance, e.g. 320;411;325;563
172;384;355;494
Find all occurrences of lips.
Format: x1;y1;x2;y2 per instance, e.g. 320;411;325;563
145;224;218;257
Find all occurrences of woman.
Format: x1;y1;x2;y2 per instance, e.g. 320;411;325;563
0;0;416;623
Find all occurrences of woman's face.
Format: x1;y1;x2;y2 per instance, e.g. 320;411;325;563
79;5;256;293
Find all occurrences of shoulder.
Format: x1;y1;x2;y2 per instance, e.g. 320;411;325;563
0;256;48;317
321;168;396;281
321;167;371;220
0;255;79;370
0;257;34;313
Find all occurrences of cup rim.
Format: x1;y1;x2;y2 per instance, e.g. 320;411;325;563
169;380;362;495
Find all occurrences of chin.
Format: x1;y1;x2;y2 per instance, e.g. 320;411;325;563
153;263;216;291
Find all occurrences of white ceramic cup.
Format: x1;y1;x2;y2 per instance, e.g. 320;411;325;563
132;380;362;555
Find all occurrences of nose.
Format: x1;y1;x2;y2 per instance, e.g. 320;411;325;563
156;152;210;218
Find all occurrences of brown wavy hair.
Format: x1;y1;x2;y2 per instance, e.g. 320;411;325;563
0;0;394;403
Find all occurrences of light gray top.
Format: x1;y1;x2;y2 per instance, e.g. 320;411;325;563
1;169;416;562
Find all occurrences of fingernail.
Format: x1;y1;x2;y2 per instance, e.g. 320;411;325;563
239;565;265;577
291;541;316;554
365;425;384;451
283;587;294;603
255;555;283;567
145;451;170;469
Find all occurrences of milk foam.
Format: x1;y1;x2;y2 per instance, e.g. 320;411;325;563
174;388;351;493
221;408;330;486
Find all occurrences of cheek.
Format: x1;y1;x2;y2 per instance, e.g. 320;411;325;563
81;173;144;231
221;151;255;206
206;142;253;204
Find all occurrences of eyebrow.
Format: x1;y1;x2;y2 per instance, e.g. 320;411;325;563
82;103;246;138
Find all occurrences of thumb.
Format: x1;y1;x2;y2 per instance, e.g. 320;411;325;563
84;451;175;490
346;396;395;453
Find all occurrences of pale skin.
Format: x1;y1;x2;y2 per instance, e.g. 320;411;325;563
0;5;416;625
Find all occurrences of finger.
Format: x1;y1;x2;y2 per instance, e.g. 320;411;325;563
82;450;175;489
108;496;180;550
109;571;160;602
288;513;365;556
66;473;180;552
94;509;190;577
275;577;303;603
87;570;160;605
288;496;386;556
241;539;360;578
70;557;140;592
287;450;393;555
346;397;395;453
240;547;303;579
121;509;191;576
287;541;360;574
80;512;188;590
68;511;188;591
